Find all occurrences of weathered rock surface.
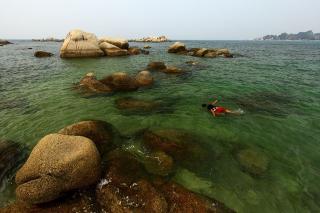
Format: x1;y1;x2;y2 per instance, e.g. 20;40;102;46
15;134;101;204
100;72;139;91
79;73;113;93
0;39;13;45
99;37;129;49
0;189;98;213
144;45;151;49
99;41;127;56
34;51;53;58
58;120;119;155
236;148;269;176
163;66;184;74
60;29;104;58
135;70;154;86
147;61;167;71
128;47;141;55
168;42;187;53
168;42;233;58
147;62;184;74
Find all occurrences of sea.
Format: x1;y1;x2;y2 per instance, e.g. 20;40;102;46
0;40;319;212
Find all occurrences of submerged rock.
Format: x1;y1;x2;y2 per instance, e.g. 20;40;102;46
0;140;26;186
168;42;187;53
236;148;269;176
79;73;113;93
157;181;235;213
135;70;154;87
143;151;174;176
1;189;98;213
115;97;161;112
15;134;101;204
58;120;119;155
97;150;234;213
99;37;129;49
60;29;104;58
96;150;168;213
34;51;53;58
142;129;210;165
100;72;139;91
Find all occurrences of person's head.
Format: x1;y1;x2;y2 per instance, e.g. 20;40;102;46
202;104;207;108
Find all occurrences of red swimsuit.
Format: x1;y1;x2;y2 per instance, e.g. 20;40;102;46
213;106;226;114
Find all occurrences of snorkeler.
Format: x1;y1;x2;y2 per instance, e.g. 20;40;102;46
202;100;243;117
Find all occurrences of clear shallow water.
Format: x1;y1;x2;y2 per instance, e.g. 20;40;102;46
0;40;320;212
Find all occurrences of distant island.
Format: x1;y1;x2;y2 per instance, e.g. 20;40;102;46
255;30;320;40
129;36;169;42
32;37;64;42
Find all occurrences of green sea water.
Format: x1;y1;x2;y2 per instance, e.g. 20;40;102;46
0;40;319;212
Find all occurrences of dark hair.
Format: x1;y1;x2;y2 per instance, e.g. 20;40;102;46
202;104;207;107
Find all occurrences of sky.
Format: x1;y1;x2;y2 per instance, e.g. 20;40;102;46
1;0;320;40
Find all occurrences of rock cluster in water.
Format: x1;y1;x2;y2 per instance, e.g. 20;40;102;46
147;61;185;74
77;71;154;94
0;120;236;213
60;30;149;58
130;35;169;42
168;42;233;58
0;39;13;46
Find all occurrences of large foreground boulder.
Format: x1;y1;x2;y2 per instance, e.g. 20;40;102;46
58;120;119;155
15;134;101;204
60;29;104;58
99;37;129;49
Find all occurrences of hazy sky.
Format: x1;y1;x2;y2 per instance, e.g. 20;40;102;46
1;0;320;40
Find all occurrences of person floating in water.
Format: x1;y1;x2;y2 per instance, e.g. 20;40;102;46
202;100;243;117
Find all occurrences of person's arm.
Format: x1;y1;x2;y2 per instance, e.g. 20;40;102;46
211;100;218;105
211;110;216;117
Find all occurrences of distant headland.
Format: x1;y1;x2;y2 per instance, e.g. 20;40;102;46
255;30;320;40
